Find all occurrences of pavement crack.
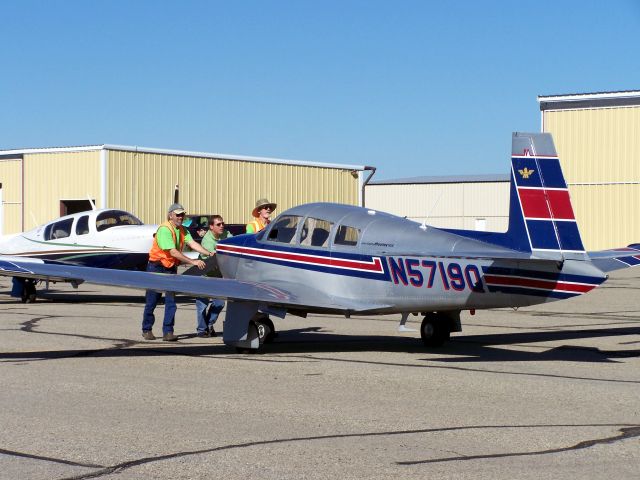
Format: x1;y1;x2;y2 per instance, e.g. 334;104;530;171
0;448;104;469
397;425;640;465
55;423;637;479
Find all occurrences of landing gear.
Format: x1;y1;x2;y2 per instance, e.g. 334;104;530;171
420;313;451;347
21;280;37;303
254;316;276;344
234;314;277;353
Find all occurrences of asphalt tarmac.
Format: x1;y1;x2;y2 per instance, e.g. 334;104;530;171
0;269;639;479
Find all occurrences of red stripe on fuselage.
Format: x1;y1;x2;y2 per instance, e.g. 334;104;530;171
217;244;384;272
484;274;595;293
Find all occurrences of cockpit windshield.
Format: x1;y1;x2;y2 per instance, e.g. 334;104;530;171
266;215;301;244
96;210;143;232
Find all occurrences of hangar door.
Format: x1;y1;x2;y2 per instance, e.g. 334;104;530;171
0;157;23;235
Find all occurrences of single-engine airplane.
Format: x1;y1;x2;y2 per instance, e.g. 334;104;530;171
1;133;638;351
0;208;157;301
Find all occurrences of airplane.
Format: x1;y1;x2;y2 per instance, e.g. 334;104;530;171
0;208;157;302
0;132;638;352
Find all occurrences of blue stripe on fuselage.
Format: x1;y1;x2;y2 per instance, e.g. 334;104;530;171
481;265;605;285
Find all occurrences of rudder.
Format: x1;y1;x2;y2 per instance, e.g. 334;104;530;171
508;133;587;260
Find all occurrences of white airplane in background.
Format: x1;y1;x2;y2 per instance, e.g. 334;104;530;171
0;208;157;301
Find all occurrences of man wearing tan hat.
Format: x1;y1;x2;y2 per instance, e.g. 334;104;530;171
141;203;214;342
246;198;277;233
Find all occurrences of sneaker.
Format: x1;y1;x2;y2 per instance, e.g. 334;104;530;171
142;331;156;340
208;326;217;337
162;333;179;342
196;331;210;338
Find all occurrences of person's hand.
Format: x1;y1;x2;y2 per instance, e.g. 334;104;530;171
209;251;216;256
193;259;206;270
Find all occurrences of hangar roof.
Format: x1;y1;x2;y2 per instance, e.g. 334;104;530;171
0;144;368;171
370;174;509;185
538;89;640;110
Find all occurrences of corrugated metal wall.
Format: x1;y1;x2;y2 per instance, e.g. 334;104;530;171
107;150;360;224
0;158;23;234
23;151;101;230
365;181;509;231
543;106;640;249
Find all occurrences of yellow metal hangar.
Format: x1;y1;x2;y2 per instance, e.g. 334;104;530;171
539;90;640;250
365;174;509;232
0;145;370;235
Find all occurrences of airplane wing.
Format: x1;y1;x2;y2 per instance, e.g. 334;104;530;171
0;257;391;313
587;246;640;273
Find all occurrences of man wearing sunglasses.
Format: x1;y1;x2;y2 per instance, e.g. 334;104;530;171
142;203;214;342
195;215;233;337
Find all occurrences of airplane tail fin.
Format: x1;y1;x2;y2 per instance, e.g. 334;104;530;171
504;132;587;260
444;133;587;261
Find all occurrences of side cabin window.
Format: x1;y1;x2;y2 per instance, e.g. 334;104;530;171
266;215;301;244
334;225;360;247
46;218;74;240
76;215;90;235
300;217;333;247
96;210;143;232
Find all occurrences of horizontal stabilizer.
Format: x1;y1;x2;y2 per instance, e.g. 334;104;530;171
588;246;640;273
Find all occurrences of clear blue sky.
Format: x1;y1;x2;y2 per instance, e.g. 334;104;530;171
1;0;639;179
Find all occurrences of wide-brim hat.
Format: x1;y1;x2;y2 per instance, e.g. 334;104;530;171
252;198;277;217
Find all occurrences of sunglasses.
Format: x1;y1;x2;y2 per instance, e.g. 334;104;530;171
175;213;186;217
210;222;225;226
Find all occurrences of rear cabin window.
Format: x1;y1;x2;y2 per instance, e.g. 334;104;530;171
76;215;90;235
266;215;301;244
96;210;143;232
47;218;74;240
300;217;333;247
334;225;360;246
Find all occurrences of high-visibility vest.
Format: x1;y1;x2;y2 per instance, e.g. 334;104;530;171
149;221;186;268
246;218;267;233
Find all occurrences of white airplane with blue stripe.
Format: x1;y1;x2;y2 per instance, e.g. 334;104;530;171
0;133;638;351
0;208;156;301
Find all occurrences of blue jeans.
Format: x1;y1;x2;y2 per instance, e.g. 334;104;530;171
142;262;178;335
195;297;225;333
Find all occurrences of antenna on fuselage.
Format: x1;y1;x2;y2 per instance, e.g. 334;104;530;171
88;196;96;210
420;191;444;231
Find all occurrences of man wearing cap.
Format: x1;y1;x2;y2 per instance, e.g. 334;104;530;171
246;198;277;233
142;203;214;342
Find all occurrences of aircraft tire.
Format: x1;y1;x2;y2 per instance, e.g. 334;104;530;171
261;318;276;343
420;314;450;348
252;319;272;345
252;314;277;343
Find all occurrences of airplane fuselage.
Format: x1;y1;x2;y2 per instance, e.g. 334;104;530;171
217;203;607;315
0;209;156;270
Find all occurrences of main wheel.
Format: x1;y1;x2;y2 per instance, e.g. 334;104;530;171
253;319;272;345
252;314;277;344
420;314;450;347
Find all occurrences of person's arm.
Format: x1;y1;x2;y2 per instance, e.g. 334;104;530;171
157;226;207;269
169;247;206;269
187;239;214;258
